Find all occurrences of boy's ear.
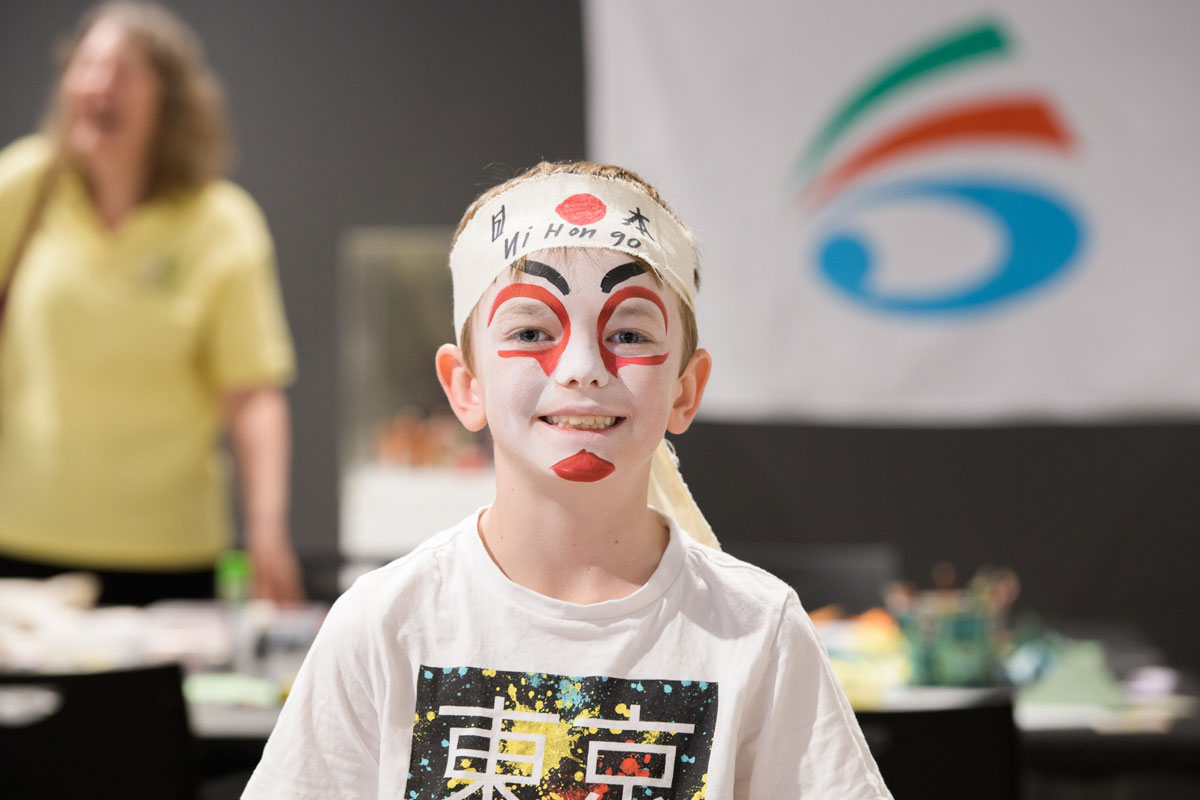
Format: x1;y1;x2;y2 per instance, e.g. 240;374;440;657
667;347;712;435
435;343;487;432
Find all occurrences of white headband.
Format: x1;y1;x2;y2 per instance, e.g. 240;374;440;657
449;173;697;337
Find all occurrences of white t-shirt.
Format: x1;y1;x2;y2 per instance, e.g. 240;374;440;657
244;511;892;799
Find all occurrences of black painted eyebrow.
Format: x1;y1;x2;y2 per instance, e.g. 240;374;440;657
601;262;646;293
520;259;570;295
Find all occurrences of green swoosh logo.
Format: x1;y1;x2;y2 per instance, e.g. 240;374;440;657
794;19;1011;187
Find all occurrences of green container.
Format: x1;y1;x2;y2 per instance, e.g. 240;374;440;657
216;549;252;605
898;603;1002;687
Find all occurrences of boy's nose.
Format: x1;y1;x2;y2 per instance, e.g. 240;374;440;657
553;329;610;388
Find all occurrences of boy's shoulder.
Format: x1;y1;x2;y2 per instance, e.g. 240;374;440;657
674;524;803;617
674;528;828;659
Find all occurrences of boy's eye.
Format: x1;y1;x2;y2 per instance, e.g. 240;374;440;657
609;330;648;345
516;328;548;343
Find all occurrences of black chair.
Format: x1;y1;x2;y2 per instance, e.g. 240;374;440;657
856;697;1020;800
0;662;196;799
722;541;900;614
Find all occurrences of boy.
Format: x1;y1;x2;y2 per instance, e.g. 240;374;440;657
244;162;891;799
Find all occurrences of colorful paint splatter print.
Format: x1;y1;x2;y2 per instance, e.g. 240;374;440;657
405;665;717;799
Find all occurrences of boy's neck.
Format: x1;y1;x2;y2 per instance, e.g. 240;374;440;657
479;467;670;605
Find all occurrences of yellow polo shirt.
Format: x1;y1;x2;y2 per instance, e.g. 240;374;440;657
0;136;295;569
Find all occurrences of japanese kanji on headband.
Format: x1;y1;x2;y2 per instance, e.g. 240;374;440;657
449;173;697;338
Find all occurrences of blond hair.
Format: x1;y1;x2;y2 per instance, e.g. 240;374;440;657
453;161;700;372
43;1;231;199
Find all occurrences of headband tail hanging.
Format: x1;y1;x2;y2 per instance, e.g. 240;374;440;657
648;440;720;549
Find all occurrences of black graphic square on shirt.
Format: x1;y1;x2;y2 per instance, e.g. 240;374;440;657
406;665;718;799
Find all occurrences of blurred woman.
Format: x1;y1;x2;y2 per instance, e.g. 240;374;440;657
0;2;303;605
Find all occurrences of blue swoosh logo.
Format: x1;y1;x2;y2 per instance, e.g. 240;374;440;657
816;178;1085;313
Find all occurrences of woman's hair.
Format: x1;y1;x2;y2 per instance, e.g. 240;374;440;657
453;161;701;372
43;1;231;198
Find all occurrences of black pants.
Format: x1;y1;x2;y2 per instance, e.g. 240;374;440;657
0;551;215;606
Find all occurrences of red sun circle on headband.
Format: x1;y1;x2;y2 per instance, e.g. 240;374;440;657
555;194;607;225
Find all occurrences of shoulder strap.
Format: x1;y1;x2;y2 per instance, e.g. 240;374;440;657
0;157;61;328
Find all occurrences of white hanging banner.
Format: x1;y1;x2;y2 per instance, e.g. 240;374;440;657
584;0;1200;423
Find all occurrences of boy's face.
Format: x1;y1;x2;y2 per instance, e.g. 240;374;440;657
468;247;703;485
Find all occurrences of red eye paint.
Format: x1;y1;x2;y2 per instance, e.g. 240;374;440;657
596;286;670;376
551;450;615;482
488;284;571;375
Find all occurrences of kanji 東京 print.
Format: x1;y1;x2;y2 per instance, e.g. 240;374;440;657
406;665;718;799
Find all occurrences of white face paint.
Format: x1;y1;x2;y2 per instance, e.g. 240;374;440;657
472;247;687;485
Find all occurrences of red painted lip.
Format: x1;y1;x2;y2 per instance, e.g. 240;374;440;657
551;450;615;482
